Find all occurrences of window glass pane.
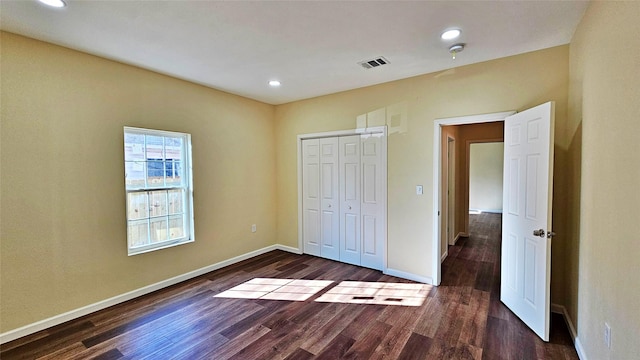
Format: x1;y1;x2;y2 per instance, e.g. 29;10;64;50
147;160;165;187
125;161;146;188
167;189;183;215
165;137;183;160
128;220;149;248
124;133;145;161
146;135;165;160
169;215;185;240
127;192;149;220
150;218;168;243
148;191;168;217
165;160;182;186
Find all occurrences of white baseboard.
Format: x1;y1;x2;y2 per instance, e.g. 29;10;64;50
384;268;434;285
550;303;565;313
551;303;586;360
0;244;301;345
450;232;466;246
575;337;587;360
275;244;302;254
440;250;448;263
469;208;503;214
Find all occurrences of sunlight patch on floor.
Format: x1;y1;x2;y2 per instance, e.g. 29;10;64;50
314;281;431;306
214;278;333;301
215;278;432;306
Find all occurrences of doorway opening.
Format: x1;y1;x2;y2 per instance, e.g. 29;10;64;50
440;126;504;265
432;111;514;286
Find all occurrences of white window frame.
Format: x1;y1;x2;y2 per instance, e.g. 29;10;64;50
124;126;195;256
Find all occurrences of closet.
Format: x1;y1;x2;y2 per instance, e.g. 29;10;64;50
300;129;386;271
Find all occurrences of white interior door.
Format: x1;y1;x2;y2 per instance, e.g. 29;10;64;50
501;101;555;341
302;139;321;256
319;138;340;261
360;133;384;270
339;135;361;266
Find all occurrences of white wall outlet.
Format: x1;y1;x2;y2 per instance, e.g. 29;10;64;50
416;185;423;195
251;224;257;233
604;322;611;349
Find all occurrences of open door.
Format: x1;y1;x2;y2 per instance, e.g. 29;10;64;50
501;101;555;341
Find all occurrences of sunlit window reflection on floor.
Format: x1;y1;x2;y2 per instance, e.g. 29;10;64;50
314;281;431;306
214;278;333;301
215;278;432;306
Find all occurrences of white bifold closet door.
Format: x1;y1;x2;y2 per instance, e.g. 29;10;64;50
302;132;384;270
339;135;361;266
359;133;384;270
319;138;340;260
302;139;321;256
302;138;340;261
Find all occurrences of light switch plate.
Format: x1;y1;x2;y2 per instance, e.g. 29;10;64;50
416;185;423;195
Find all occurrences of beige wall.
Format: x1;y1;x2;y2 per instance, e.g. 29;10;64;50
0;32;278;332
569;1;640;358
275;46;569;283
469;142;503;212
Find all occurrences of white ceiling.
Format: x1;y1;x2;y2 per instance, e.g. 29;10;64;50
0;0;589;105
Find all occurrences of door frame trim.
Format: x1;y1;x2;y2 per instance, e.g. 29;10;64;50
432;112;514;285
297;126;388;271
445;135;455;248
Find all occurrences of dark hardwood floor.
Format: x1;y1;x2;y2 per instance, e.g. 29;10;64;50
1;213;578;359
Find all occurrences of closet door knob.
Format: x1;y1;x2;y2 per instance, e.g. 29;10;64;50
348;205;352;210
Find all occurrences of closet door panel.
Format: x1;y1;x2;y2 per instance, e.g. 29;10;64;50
339;135;361;266
362;215;377;255
360;134;384;270
302;139;321;256
319;138;340;260
344;213;359;252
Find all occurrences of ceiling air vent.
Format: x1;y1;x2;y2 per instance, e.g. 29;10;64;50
358;56;390;69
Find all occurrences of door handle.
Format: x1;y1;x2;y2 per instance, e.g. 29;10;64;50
547;231;556;238
533;229;545;237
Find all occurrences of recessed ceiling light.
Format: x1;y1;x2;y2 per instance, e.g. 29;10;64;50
269;80;281;87
441;29;461;40
38;0;66;8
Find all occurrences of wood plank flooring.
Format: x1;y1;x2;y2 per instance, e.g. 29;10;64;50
1;213;578;359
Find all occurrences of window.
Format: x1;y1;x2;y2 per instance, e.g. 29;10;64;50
124;127;194;255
